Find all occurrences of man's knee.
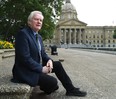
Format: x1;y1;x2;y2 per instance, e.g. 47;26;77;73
53;61;62;67
50;77;58;87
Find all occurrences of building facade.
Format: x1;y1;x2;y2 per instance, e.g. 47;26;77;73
54;0;116;48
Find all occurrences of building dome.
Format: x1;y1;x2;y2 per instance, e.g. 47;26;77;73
60;0;78;21
62;0;77;13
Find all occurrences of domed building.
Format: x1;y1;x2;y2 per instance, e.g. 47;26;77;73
54;0;116;48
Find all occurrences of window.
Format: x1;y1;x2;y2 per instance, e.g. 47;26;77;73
86;35;88;38
93;45;96;47
101;35;103;38
101;45;103;47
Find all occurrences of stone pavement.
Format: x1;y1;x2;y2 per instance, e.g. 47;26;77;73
31;48;116;99
1;48;116;99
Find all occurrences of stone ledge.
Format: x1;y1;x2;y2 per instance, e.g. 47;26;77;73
0;75;32;99
2;53;15;58
0;50;4;54
1;49;15;52
2;49;15;56
0;84;31;94
0;49;15;62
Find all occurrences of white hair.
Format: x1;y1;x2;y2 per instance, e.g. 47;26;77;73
27;11;44;25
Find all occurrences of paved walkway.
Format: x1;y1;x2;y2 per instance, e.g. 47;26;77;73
1;48;116;99
31;48;116;99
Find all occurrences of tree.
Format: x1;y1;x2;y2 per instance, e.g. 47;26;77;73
0;0;64;40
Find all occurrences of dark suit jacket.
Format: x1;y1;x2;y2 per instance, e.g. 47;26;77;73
12;26;51;87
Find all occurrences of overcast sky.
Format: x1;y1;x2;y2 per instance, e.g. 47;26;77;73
71;0;116;26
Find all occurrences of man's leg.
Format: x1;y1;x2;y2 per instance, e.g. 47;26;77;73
52;61;87;97
52;61;75;91
38;73;58;94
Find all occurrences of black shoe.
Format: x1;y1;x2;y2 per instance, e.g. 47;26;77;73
66;88;87;97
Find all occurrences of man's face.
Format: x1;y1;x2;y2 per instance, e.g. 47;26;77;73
30;13;43;32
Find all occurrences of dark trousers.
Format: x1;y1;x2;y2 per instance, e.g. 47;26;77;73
38;61;74;93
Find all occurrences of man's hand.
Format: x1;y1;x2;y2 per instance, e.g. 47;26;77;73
46;59;53;73
42;66;50;74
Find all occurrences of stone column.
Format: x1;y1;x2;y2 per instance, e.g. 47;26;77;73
69;29;71;44
83;29;86;44
76;29;78;44
78;29;81;44
74;28;76;44
57;28;61;45
64;29;66;44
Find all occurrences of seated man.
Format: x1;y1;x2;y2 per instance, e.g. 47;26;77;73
11;11;87;97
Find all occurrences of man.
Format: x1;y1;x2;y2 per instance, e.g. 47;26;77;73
11;11;87;97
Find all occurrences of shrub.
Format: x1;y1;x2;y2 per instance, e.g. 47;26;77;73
0;41;14;49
